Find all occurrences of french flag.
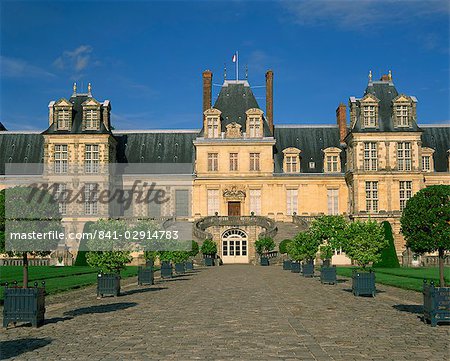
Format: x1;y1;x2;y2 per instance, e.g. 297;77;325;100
232;53;237;63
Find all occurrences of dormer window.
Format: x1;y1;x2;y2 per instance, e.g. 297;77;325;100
282;147;301;174
421;147;435;172
323;147;342;173
204;108;221;138
57;109;71;130
392;94;415;128
363;105;377;127
396;105;409;126
245;108;264;138
85;109;100;130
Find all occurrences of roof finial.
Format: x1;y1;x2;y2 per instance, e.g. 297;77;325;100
388;70;392;81
87;82;92;96
224;63;227;80
245;64;248;80
72;82;77;95
368;70;372;82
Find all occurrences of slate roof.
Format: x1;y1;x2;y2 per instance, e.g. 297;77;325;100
351;80;421;133
421;125;450;172
274;125;344;174
200;80;272;136
0;132;44;174
0;122;6;131
43;94;111;134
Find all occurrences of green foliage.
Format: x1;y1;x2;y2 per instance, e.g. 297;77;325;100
279;239;291;255
319;243;334;261
255;237;275;255
85;219;133;273
400;185;450;254
287;232;320;262
133;219;160;262
189;240;199;258
310;215;348;257
171;251;190;263
343;219;387;269
373;221;400;268
74;221;94;266
200;239;217;256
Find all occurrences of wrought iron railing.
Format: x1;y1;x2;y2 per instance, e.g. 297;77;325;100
193;215;278;241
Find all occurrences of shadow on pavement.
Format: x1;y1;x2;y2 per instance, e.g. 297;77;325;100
44;316;74;325
63;302;137;317
342;288;385;295
392;304;423;314
121;287;167;296
0;338;52;359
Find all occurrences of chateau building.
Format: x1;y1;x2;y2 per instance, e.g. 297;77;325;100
1;70;449;265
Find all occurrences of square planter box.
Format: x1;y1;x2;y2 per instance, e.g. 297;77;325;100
160;262;173;279
175;262;186;274
320;266;337;285
352;270;376;297
138;266;154;286
302;262;314;277
283;260;292;270
3;282;45;328
97;274;120;297
291;262;301;273
204;257;215;267
423;281;450;327
185;261;194;271
260;257;270;266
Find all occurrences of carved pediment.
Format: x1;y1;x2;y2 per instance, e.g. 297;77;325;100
223;186;246;199
54;98;73;107
282;147;301;155
360;93;379;103
82;98;101;107
392;94;411;103
226;122;242;138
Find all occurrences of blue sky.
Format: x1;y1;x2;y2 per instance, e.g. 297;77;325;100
1;0;449;130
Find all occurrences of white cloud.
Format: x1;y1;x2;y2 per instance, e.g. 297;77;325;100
53;45;94;73
1;56;55;78
282;0;449;29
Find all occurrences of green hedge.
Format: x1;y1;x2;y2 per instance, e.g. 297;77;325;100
373;221;400;268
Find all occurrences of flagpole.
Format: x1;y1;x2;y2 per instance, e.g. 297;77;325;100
236;51;239;82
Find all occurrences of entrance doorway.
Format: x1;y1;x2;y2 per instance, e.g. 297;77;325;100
228;201;241;216
221;229;248;264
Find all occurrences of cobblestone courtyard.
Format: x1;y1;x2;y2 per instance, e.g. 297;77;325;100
1;265;449;360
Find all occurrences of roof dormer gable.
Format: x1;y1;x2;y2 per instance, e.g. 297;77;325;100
360;93;379;104
54;98;73;107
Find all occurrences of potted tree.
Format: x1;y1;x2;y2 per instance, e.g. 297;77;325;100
186;240;199;271
279;239;292;270
286;235;304;273
2;187;62;328
401;185;450;326
134;219;159;285
159;250;174;278
173;251;189;275
310;215;348;284
344;220;387;297
255;237;275;266
298;232;319;277
85;219;133;298
201;239;217;266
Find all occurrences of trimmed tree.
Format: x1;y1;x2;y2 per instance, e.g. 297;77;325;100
133;219;160;265
279;239;291;255
401;185;450;287
189;240;199;258
287;231;320;262
310;215;348;263
85;219;133;274
1;186;62;287
200;239;217;257
344;219;387;269
255;237;275;256
373;221;400;268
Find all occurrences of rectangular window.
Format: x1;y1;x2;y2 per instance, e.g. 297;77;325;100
54;144;68;173
365;181;378;212
248;117;261;137
249;189;261;215
57;109;70;129
85;144;99;173
326;155;339;172
396;105;409;127
364;142;378;171
207;153;218;171
249;153;260;171
422;156;431;172
286;156;298;173
175;189;189;217
55;183;67;215
207;117;219;138
399;181;412;211
397;142;411;171
85;109;99;130
229;153;238;171
327;189;339;215
207;189;219;216
363;105;377;127
286;189;298;216
84;183;98;215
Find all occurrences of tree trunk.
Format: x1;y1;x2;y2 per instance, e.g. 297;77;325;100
438;248;445;287
23;252;28;288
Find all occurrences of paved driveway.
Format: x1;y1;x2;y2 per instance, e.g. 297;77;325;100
1;265;448;360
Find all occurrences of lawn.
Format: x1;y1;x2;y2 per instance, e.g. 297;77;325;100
335;267;450;292
0;266;139;302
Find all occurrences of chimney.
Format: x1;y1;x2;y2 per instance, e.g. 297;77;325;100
265;70;274;134
48;101;55;126
202;70;212;113
336;103;347;143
